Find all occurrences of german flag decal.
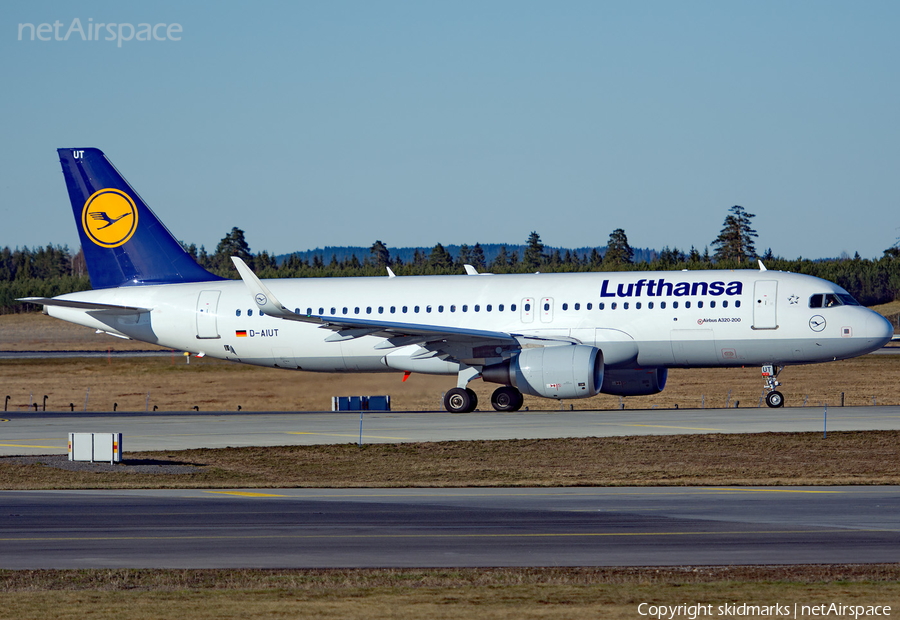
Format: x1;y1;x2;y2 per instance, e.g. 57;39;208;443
235;330;248;337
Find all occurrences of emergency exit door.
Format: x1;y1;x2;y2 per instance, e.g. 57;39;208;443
196;290;221;339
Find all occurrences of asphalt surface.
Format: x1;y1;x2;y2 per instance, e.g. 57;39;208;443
1;486;897;568
2;405;900;456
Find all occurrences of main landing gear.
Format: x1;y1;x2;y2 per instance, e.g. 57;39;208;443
762;364;784;408
443;387;478;413
490;386;524;412
443;386;525;413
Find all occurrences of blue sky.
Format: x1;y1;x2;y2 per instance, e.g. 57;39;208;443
2;1;898;259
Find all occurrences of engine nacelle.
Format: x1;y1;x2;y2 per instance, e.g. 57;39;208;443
600;368;667;396
482;345;603;399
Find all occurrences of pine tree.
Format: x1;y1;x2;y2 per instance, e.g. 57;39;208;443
711;205;758;263
603;228;634;267
428;243;453;269
523;231;545;270
369;240;391;268
469;243;486;270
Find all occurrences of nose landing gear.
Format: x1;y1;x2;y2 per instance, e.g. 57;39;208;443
762;364;784;408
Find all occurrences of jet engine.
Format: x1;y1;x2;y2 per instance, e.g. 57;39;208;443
482;345;603;399
600;368;667;396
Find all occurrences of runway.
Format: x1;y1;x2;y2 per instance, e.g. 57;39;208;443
2;405;900;456
1;486;897;568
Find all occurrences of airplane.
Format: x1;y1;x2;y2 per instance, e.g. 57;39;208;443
19;148;895;412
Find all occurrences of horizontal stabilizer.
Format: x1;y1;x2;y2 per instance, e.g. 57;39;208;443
18;297;150;315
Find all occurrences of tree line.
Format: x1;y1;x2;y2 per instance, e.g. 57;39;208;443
4;206;900;313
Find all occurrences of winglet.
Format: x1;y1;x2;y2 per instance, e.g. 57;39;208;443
231;256;298;319
464;265;478;275
386;267;396;278
758;259;767;271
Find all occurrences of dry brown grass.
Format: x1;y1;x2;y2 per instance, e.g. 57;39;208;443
3;312;900;412
1;567;898;619
2;431;898;490
2;350;899;413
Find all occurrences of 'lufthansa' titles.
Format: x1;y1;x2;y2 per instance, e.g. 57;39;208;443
600;278;742;298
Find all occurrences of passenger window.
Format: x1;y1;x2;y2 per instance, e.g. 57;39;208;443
330;308;336;315
635;302;641;309
306;308;312;315
499;304;505;311
402;306;408;313
474;305;480;312
661;302;666;309
248;309;253;316
574;303;580;310
722;301;728;308
318;307;324;314
378;306;384;314
698;301;703;308
735;300;741;308
511;304;516;311
354;307;360;314
562;303;568;311
390;306;396;313
599;303;605;310
587;303;592;310
236;309;241;316
543;303;549;311
342;307;348;315
685;301;691;309
612;302;617;310
486;304;492;312
624;302;629;310
438;305;444;313
451;305;456;312
673;302;679;309
462;305;468;312
366;307;371;314
414;306;420;313
426;305;432;313
710;301;715;308
524;303;531;311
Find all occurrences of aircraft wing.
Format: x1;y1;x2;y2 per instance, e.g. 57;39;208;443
17;297;150;315
230;257;558;357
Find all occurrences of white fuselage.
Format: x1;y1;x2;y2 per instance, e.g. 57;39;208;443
45;269;892;374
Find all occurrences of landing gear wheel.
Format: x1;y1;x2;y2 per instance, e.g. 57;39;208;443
765;390;784;408
444;387;477;413
491;386;524;412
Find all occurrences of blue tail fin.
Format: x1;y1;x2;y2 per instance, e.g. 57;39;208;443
58;148;223;289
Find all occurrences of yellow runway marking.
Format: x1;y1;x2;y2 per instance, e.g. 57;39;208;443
286;432;410;440
204;491;287;498
0;443;66;450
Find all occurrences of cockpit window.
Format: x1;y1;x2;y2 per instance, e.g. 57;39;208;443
810;293;860;308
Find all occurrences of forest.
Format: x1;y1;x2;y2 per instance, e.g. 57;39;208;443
3;232;900;314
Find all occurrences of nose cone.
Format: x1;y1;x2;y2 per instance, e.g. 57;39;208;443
866;312;894;349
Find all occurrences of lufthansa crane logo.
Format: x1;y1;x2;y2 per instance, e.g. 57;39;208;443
81;188;138;248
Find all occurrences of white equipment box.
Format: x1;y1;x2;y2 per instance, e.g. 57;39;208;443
68;433;122;464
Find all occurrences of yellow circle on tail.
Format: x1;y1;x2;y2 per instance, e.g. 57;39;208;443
81;189;139;248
